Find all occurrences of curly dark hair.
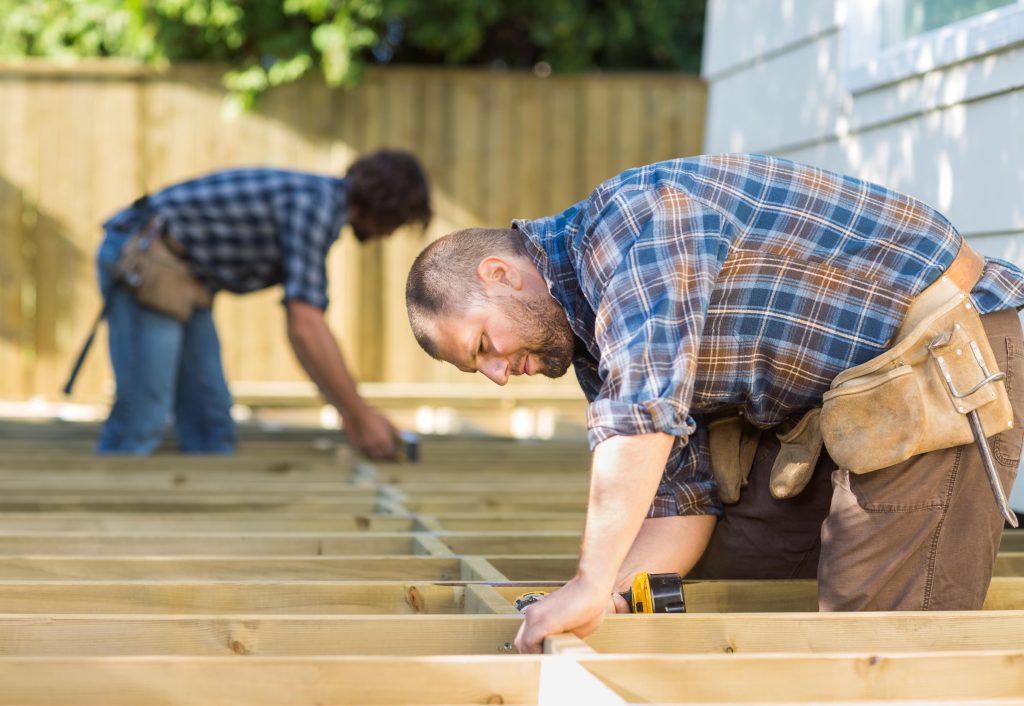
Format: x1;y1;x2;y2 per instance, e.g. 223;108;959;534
345;149;432;241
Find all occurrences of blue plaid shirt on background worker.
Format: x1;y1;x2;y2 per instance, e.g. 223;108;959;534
514;154;1024;518
104;169;348;309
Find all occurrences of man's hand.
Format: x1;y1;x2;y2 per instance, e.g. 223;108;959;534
514;575;611;653
344;407;398;460
286;300;399;459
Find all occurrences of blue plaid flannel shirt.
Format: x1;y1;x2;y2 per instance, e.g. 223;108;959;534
514;154;1024;517
104;168;349;309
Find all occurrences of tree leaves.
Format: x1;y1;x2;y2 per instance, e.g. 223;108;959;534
0;0;704;105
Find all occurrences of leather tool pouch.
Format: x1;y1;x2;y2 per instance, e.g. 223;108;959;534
116;218;211;322
820;292;1014;474
708;414;762;504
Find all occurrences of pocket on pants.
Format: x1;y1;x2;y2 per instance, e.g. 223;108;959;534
846;454;953;513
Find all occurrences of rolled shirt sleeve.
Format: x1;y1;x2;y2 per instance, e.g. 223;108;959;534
580;187;728;516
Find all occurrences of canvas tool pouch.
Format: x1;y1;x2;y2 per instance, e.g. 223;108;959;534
819;245;1014;474
708;414;762;504
116;217;211;322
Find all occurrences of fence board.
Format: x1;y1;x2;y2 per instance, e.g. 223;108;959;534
0;61;706;402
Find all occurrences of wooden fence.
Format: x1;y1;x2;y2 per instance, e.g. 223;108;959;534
0;60;706;405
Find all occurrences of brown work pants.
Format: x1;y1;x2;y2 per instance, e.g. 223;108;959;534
688;308;1023;611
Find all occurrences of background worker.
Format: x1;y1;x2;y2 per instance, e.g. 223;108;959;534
95;149;431;458
405;154;1024;652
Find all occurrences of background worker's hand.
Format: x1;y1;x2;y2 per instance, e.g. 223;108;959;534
344;407;398;460
514;575;610;653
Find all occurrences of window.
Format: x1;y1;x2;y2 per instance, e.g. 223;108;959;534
845;0;1024;93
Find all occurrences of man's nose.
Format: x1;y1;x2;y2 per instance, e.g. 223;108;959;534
479;357;509;386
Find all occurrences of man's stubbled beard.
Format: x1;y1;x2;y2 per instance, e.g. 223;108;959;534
497;291;575;378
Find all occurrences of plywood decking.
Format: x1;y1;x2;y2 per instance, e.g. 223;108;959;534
0;420;1022;704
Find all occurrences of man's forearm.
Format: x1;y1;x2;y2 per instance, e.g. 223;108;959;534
576;433;676;590
613;515;716;592
287;316;366;419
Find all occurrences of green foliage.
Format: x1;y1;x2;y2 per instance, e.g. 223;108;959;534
383;0;705;73
0;0;704;104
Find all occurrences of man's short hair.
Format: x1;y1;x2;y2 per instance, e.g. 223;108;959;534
405;227;527;357
346;149;431;236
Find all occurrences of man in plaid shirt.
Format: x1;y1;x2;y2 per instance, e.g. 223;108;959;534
97;149;431;458
406;154;1024;651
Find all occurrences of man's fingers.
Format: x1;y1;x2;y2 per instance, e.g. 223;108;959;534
514;621;544;654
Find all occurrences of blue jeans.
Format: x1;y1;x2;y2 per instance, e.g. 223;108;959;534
96;228;236;454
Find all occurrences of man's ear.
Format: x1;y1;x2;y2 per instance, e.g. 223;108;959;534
476;256;523;292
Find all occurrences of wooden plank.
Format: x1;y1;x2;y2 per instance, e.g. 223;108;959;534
994;552;1024;576
1000;530;1024;552
0;581;468;614
585;611;1024;654
0;488;375;500
403;497;587;513
485;556;577;581
580;652;1024;703
0;513;414;532
464;584;519;616
440;532;581;556
0;532;418;556
0;556;464;581
0;614;524;656
0;456;348;472
0;497;380;513
432;513;586;532
0;655;541;705
461;557;509;581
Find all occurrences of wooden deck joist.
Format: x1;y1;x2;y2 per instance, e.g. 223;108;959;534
7;612;1024;657
0;513;415;532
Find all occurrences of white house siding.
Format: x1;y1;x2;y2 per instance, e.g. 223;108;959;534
703;0;1024;509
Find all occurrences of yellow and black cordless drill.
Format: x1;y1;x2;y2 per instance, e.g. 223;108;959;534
514;572;686;614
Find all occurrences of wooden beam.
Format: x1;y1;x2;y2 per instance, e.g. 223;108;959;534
1000;530;1024;552
0;498;382;513
440;532;581;555
0;614;524;656
485;556;578;581
0;655;542;705
464;584;520;615
0;556;464;580
433;513;586;532
0;513;415;532
0;581;469;614
404;498;587;513
585;612;1024;654
0;532;419;556
579;652;1024;703
0;457;347;472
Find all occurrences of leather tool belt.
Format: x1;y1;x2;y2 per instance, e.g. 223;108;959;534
709;243;1014;503
820;243;1013;474
115;216;211;322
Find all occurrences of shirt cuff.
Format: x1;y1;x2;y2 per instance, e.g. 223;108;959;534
586;397;696;447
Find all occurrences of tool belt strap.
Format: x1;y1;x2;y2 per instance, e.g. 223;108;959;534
896;242;985;341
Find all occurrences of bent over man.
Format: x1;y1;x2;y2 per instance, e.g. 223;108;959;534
405;154;1024;652
96;149;431;458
